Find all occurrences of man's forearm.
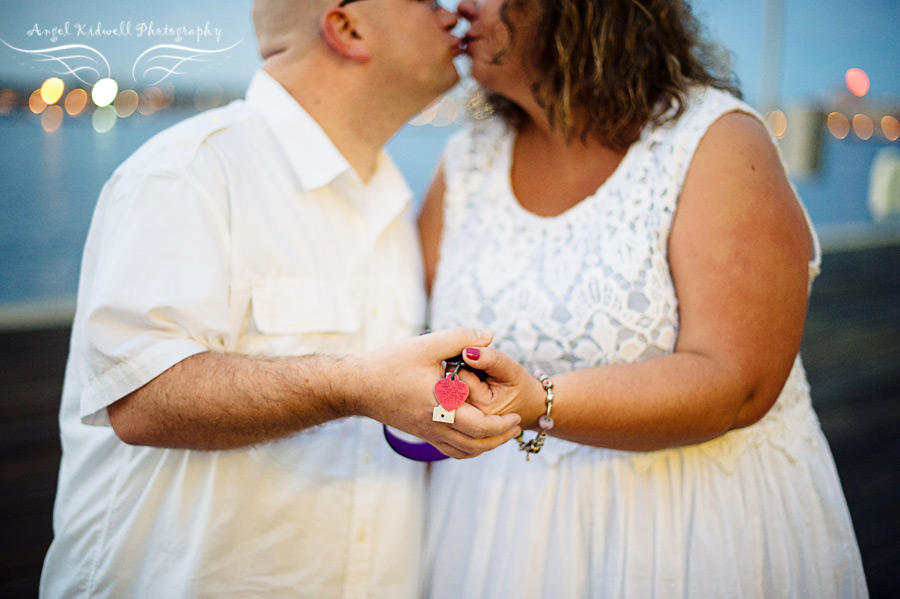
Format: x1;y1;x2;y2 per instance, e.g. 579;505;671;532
106;328;523;457
108;351;358;450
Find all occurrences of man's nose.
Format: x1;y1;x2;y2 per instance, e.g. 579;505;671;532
456;0;479;22
437;4;459;31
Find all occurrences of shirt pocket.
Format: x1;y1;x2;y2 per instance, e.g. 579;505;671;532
251;277;361;335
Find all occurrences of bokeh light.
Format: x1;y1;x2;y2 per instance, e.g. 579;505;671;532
432;98;460;127
409;96;463;127
852;114;874;140
193;83;223;112
40;77;65;105
64;89;88;116
29;90;48;114
92;78;119;107
0;89;16;115
157;81;175;110
41;104;64;132
827;112;850;139
765;110;787;138
409;102;439;127
92;105;117;133
845;68;870;98
114;90;140;118
881;116;900;142
138;87;164;115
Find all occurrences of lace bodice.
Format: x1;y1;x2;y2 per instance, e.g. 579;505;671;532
430;87;823;468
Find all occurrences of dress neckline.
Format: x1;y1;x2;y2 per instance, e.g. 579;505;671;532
497;122;649;224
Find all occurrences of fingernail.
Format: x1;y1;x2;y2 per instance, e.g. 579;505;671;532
476;328;491;340
465;347;481;360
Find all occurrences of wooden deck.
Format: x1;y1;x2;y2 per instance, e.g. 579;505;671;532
1;244;898;598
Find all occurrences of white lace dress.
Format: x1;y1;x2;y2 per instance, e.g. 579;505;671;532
425;88;868;599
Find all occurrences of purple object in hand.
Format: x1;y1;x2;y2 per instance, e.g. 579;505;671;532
383;426;449;462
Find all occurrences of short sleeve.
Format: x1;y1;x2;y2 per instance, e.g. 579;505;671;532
77;145;232;425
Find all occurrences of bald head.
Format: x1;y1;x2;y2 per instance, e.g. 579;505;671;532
252;0;333;60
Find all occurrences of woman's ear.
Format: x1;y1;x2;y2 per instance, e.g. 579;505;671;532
321;8;371;62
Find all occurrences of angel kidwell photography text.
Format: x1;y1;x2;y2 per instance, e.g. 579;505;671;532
25;20;224;43
3;17;239;87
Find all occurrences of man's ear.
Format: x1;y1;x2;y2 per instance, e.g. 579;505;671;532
321;8;371;62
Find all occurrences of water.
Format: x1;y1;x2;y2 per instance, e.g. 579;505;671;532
0;109;893;308
1;114;173;306
0;112;456;307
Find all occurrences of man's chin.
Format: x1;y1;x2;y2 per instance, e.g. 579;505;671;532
429;69;461;101
443;70;462;93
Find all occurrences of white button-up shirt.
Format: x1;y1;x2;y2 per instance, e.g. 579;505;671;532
41;71;428;599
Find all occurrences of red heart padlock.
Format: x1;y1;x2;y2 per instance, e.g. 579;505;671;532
433;373;469;412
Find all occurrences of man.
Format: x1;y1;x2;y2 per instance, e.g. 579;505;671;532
40;1;521;597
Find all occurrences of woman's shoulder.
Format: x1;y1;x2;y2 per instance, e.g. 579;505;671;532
687;85;752;114
648;87;768;163
647;86;749;138
675;86;762;137
636;86;784;207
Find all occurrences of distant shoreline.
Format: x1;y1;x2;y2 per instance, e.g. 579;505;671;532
816;220;900;252
0;296;76;331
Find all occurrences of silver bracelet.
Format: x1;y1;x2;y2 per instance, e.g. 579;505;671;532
516;370;555;461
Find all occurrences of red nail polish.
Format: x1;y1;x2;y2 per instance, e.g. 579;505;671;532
465;348;481;360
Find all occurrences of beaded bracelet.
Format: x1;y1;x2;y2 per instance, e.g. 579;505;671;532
516;370;554;461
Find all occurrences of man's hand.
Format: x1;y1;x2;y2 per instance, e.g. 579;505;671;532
348;328;522;459
110;327;520;454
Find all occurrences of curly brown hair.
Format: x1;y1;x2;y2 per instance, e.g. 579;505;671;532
483;0;741;148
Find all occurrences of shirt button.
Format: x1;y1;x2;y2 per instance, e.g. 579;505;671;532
356;528;367;543
362;452;372;464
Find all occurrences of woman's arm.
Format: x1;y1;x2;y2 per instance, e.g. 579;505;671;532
418;162;446;295
462;112;813;451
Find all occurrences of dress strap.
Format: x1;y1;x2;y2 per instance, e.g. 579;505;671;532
652;88;822;284
657;88;752;193
798;199;823;284
440;118;508;228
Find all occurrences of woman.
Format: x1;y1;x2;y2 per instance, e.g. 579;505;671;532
418;0;868;597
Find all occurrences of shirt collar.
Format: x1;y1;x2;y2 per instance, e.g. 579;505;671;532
363;151;414;230
244;69;413;224
245;69;351;191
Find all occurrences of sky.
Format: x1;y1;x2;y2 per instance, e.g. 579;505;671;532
1;0;899;109
0;1;261;90
693;0;900;107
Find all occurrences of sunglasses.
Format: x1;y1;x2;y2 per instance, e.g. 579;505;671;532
338;0;443;11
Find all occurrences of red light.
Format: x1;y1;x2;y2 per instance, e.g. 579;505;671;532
845;68;870;97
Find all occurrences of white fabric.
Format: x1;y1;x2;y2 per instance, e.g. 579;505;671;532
41;70;428;599
868;147;900;221
425;87;868;598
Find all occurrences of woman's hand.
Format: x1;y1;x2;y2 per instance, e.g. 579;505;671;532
351;328;523;459
456;347;547;430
